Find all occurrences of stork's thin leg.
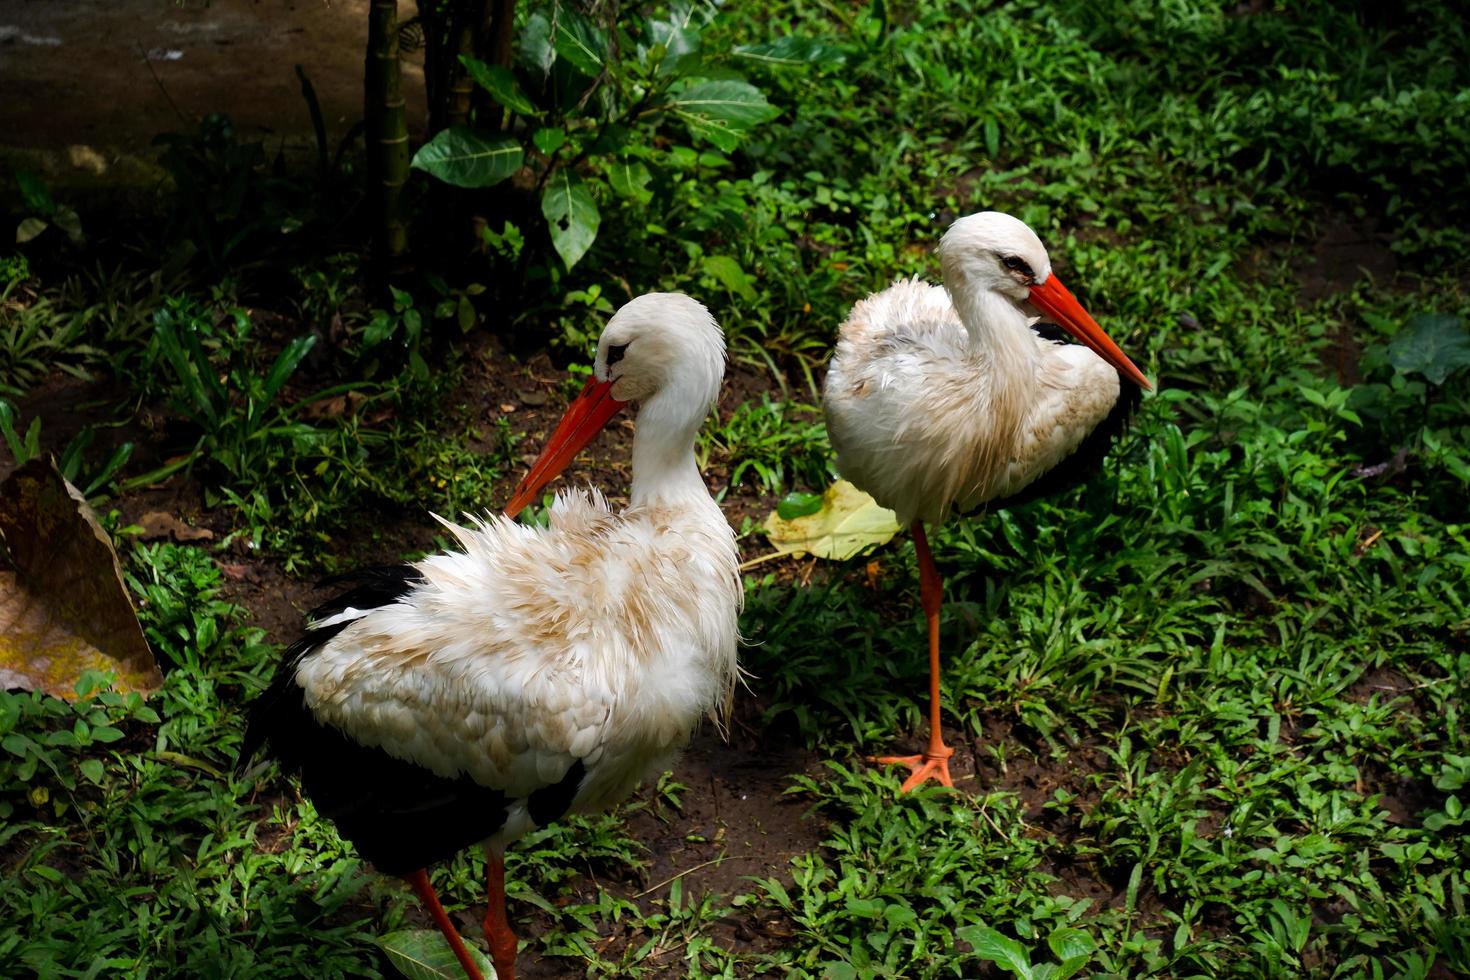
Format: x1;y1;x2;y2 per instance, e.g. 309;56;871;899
869;521;955;791
483;848;519;980
405;869;486;980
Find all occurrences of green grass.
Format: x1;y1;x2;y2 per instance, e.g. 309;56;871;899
701;393;832;497
4;0;1470;976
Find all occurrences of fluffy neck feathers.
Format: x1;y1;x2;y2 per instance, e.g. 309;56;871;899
628;384;714;510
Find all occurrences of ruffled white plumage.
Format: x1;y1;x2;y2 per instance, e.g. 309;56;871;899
824;276;1120;525
294;484;740;847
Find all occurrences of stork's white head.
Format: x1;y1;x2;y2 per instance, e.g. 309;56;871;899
937;210;1151;390
506;293;726;516
937;211;1053;302
596;292;725;411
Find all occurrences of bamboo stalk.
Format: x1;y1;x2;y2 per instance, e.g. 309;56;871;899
476;0;517;128
366;0;409;260
444;0;480;130
422;1;445;134
483;0;516;68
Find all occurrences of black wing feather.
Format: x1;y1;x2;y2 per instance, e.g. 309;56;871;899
238;563;591;873
980;323;1144;512
238;564;521;873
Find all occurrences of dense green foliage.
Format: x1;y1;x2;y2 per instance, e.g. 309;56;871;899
4;0;1470;976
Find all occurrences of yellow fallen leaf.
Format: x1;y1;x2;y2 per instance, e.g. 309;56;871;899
0;457;160;700
762;479;902;561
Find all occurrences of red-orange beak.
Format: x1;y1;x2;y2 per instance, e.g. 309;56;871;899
504;378;628;518
1028;275;1152;390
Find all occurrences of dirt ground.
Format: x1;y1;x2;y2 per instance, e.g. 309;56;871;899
1;0;424;186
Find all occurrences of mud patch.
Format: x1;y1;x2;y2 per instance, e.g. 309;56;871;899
0;0;425;170
1299;214;1397;304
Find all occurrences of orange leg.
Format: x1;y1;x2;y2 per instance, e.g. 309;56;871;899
405;869;486;980
869;521;954;791
482;850;519;980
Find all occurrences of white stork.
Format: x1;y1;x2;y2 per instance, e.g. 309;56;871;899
822;211;1151;791
239;293;741;980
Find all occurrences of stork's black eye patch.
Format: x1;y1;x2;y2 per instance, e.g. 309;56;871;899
1002;255;1034;277
606;343;629;367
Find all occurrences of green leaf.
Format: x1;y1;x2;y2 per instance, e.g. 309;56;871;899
1387;314;1470;385
551;7;607;77
642;1;708;76
532;127;566;156
459;56;538;116
0;400;21;461
702;254;755;300
734;37;847;66
666;78;780;152
517;13;556;75
52;207;84;245
79;758;104;785
1048;927;1096;977
263;336;316;403
541;171;601;270
16;171;55;216
607;158;653;204
362;310;396;349
411;127;524;189
16;217;48;244
1046;927;1095;962
762;480;901;561
957;925;1033;978
1434;755;1470;792
152;312;220;428
376;929;495;980
777;491;824;520
1055;958;1092;980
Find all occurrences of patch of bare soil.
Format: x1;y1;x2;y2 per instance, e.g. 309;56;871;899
524;717;826;976
0;0;425;177
1304;214;1398;386
1299;214;1398;305
383;720;825;978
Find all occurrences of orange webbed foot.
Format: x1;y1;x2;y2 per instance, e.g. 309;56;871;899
868;744;955;792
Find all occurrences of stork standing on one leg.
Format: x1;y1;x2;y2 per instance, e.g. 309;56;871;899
822;211;1151;791
239;294;741;980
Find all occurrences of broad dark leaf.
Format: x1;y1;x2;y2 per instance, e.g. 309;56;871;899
666;78;780;151
412;127;524;189
606;158;653;204
517;12;556;76
459;56;538;116
641;0;709;76
956;925;1033;978
376;929;494;980
702;254;755;300
16;171;55;215
734;37;848;66
1387;313;1470;385
551;7;607;77
541;171;600;269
